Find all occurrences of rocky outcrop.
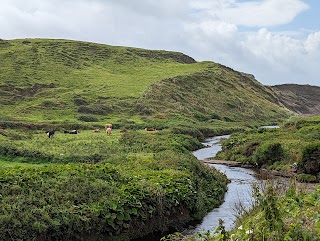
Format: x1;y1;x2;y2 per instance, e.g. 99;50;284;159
272;84;320;115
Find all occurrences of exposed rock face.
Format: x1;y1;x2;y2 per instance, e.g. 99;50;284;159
272;84;320;115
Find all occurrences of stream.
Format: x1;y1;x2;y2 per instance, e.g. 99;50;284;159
133;135;260;241
192;135;258;232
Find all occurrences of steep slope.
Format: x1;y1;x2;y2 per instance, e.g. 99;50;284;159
0;38;290;126
272;84;320;115
139;64;290;122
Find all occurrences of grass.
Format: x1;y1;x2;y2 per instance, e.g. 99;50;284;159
216;115;320;178
0;127;229;240
0;38;290;127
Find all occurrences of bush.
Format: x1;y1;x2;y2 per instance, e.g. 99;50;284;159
78;104;112;115
298;143;320;175
193;112;210;122
171;126;204;141
297;173;317;183
73;97;88;106
77;115;99;122
254;142;284;167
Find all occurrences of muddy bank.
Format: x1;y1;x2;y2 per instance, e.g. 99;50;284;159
202;159;255;168
204;159;298;178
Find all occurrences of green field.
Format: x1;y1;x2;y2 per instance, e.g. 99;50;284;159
0;127;230;240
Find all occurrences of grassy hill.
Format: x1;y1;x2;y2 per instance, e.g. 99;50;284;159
0;38;291;129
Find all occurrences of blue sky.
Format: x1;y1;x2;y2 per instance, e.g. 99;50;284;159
0;0;319;86
269;0;320;33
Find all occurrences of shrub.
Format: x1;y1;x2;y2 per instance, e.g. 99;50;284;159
171;126;204;141
297;173;317;183
254;142;284;167
77;115;99;122
78;104;112;115
74;97;88;106
209;112;221;120
298;143;320;175
193;111;210;122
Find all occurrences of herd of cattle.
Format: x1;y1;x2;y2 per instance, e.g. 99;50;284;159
45;124;156;138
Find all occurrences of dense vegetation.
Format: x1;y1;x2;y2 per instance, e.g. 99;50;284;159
216;115;320;182
0;129;228;240
163;182;320;241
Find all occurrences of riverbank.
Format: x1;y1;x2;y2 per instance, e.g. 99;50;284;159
203;159;297;178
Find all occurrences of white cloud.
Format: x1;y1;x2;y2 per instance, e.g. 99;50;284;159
305;32;320;53
216;0;309;27
0;0;319;86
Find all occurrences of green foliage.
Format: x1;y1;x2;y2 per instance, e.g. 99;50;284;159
0;128;228;240
74;97;89;106
217;116;320;175
173;183;320;241
298;142;320;175
77;115;99;122
171;126;204;141
254;142;284;167
297;173;317;182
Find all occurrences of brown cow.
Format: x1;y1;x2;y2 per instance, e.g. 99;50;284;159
145;128;156;131
105;124;112;129
106;127;112;135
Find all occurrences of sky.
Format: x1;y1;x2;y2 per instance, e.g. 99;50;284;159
0;0;319;86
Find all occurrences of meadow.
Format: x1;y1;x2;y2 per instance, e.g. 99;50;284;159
0;128;228;240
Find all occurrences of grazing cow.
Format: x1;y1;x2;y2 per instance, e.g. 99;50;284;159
145;128;156;131
119;129;127;133
93;128;101;133
69;130;78;134
106;127;112;135
45;130;55;138
105;124;112;129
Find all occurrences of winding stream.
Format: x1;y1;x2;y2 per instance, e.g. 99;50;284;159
192;135;259;232
134;135;259;240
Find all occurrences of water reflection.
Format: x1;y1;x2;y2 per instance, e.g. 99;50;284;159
192;135;259;232
193;164;257;232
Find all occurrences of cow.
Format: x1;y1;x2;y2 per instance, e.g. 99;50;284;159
105;124;112;129
63;130;70;134
93;128;101;133
45;130;55;138
69;130;78;134
106;127;112;135
145;128;156;131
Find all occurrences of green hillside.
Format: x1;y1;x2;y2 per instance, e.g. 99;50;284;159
0;38;290;127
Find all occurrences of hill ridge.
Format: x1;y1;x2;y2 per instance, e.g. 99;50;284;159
1;38;318;127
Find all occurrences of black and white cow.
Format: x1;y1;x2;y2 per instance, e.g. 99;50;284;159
45;130;55;138
69;130;78;134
